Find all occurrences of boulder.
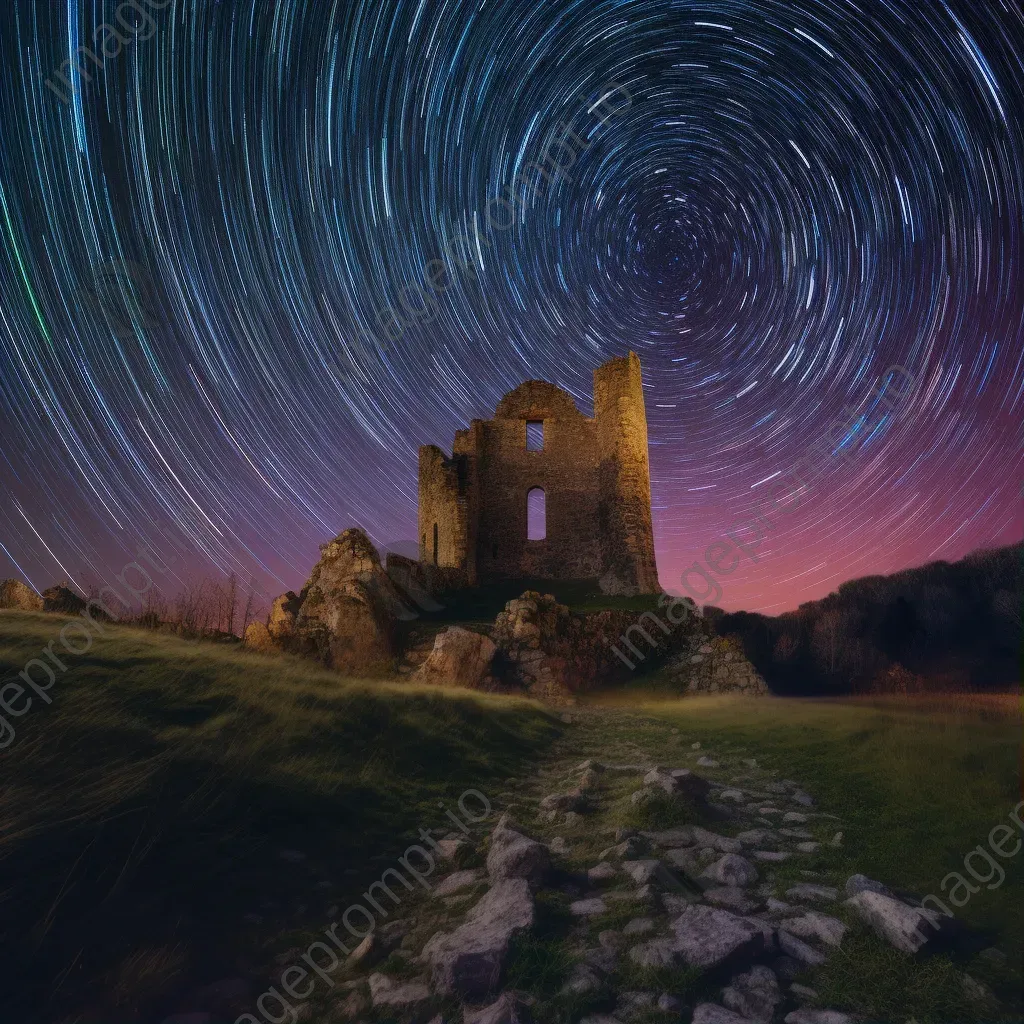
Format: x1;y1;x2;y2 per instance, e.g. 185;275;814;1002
423;878;534;1000
486;817;550;884
701;854;758;888
0;580;43;611
242;621;278;653
843;890;952;953
721;965;781;1024
414;627;497;689
465;991;533;1024
671;905;769;969
290;528;406;673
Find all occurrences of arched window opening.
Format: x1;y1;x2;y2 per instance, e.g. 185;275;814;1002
527;488;546;541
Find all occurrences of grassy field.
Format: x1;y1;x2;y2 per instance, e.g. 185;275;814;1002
1;605;1020;1023
0;611;559;1023
583;691;1023;1021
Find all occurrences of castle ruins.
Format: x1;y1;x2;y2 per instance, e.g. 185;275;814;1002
418;352;659;595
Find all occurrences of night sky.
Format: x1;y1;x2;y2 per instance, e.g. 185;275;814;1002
1;0;1022;615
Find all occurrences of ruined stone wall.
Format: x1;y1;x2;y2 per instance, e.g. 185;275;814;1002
417;445;471;573
475;381;603;581
594;353;660;594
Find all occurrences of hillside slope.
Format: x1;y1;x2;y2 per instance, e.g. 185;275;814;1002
0;611;558;1023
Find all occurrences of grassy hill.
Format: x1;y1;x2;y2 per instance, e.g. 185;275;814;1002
1;604;1020;1023
0;611;559;1023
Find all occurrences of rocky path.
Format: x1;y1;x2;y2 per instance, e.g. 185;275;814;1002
180;707;1001;1024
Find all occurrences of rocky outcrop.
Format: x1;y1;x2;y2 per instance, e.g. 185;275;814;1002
491;591;690;699
0;579;43;611
267;591;301;641
413;626;497;689
660;634;769;695
244;529;416;673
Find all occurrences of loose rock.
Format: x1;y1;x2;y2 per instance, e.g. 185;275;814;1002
721;965;781;1024
844;890;952;954
486;818;550;884
671;905;769;969
702;853;758;888
423;878;534;1000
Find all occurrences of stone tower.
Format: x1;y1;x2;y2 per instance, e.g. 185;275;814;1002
417;352;659;595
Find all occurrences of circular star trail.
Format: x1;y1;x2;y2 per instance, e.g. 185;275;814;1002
1;0;1022;612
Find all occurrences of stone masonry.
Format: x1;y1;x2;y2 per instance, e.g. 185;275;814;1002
418;352;660;595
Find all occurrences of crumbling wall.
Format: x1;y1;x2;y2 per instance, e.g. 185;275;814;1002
476;381;603;581
417;445;471;573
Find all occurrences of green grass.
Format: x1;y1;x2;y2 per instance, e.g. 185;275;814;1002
3;603;1020;1024
0;610;558;1023
582;692;1024;1021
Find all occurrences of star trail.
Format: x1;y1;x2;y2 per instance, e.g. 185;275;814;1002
1;0;1022;613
